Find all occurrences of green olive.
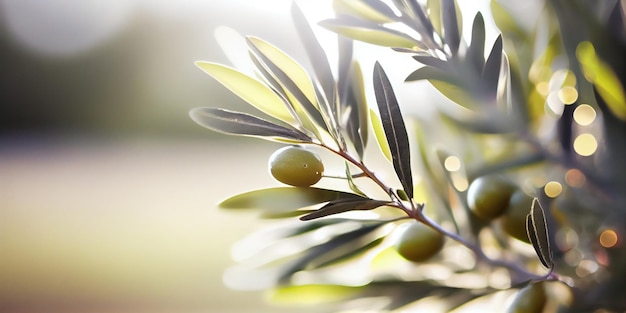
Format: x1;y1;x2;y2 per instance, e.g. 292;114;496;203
506;282;547;313
269;146;324;187
467;174;515;220
499;190;533;243
394;222;445;263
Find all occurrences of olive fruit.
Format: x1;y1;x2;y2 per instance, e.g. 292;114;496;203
506;282;546;313
394;222;445;263
500;190;533;243
467;174;515;220
269;146;324;187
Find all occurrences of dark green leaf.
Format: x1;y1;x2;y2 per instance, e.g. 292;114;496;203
300;198;390;220
190;108;311;142
466;12;485;72
481;35;503;100
441;0;461;54
373;62;414;199
292;4;336;117
526;198;553;269
219;187;363;217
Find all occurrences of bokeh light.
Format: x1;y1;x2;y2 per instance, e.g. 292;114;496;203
444;156;461;172
573;104;597;126
544;181;563;198
573;133;598;156
558;86;578;104
599;229;619;248
564;168;586;188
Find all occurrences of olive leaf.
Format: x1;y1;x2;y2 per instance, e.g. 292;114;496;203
441;0;461;55
219;187;364;218
246;36;330;140
190;108;311;142
300;198;391;221
345;162;367;197
481;35;503;100
195;61;297;124
466;12;486;72
278;221;387;283
373;62;414;199
292;3;336;117
342;60;369;160
370;108;393;162
412;55;449;70
526;198;554;269
319;16;419;49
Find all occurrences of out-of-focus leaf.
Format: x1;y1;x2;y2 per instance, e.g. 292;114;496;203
278;221;386;282
412;55;449;70
195;62;296;124
320;17;419;48
403;0;437;46
427;0;443;36
292;4;336;116
373;62;414;199
526;198;554;269
370;108;393;161
219;187;363;217
333;0;397;23
213;26;256;76
300;198;391;220
466;12;486;72
190;108;311;142
441;0;461;54
439;111;517;134
496;53;512;111
576;41;626;121
269;284;363;305
430;80;479;109
481;35;503;99
405;66;458;84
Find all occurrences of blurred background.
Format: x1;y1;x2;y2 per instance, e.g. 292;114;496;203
0;1;332;312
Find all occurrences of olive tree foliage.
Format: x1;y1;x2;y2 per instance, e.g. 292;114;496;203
190;0;626;311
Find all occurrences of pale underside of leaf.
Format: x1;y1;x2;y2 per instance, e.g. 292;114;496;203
195;61;296;124
189;107;311;142
370;108;393;162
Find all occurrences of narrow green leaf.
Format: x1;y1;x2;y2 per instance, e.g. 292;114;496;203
292;4;336;116
441;0;461;54
319;17;419;49
219;187;364;216
370;108;392;162
345;162;367;197
247;37;330;139
400;0;436;45
190;108;311;142
373;62;414;199
405;66;459;84
195;62;296;124
300;198;390;220
526;198;553;269
466;12;486;72
482;35;503;99
427;0;443;36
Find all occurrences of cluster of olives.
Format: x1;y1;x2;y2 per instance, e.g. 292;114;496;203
467;174;533;243
268;146;324;187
